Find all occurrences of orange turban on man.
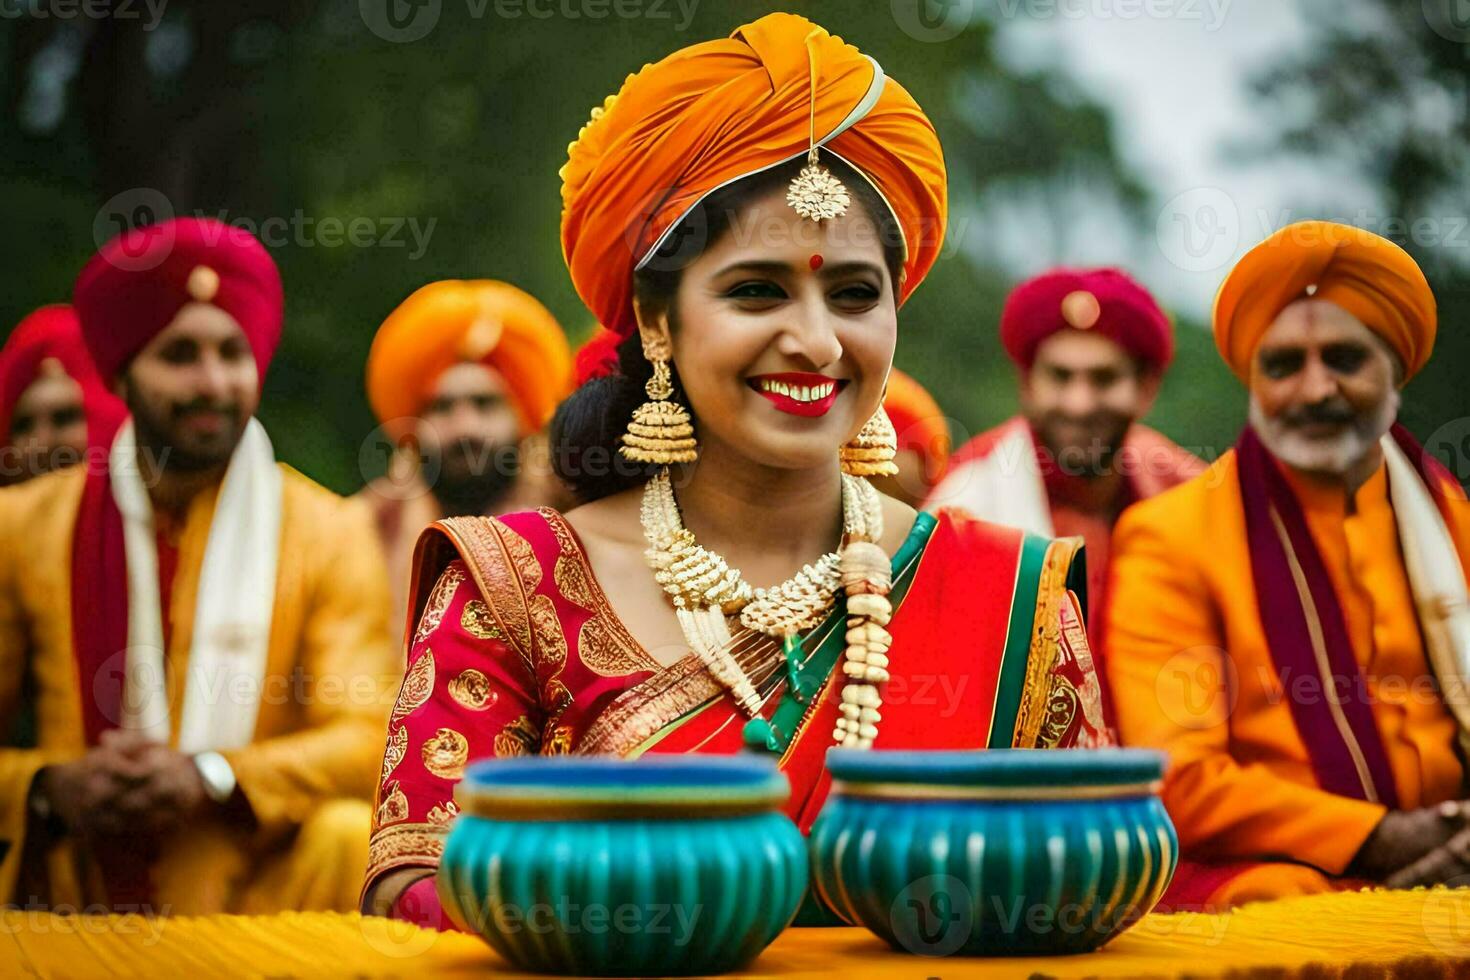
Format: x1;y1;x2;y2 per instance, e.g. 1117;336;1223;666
560;12;948;339
366;280;573;440
1213;220;1436;383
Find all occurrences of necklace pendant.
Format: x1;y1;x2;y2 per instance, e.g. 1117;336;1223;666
741;716;785;754
782;634;815;705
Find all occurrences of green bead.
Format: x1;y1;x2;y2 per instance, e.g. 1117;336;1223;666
742;718;783;753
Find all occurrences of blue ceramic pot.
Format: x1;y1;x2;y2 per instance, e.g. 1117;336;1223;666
811;748;1176;957
437;755;807;976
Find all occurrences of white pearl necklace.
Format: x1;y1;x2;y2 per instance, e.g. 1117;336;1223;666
639;467;893;749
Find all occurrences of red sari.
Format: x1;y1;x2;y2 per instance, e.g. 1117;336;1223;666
365;507;1112;926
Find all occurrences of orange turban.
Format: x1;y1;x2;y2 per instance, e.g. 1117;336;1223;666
560;12;948;339
366;280;572;439
884;367;950;488
1213;220;1436;383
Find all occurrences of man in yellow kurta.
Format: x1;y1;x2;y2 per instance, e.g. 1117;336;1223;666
357;280;574;631
0;218;396;914
1106;220;1470;908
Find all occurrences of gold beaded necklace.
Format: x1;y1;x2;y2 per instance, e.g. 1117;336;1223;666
640;467;894;749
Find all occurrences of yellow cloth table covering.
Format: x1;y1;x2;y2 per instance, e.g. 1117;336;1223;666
4;888;1470;978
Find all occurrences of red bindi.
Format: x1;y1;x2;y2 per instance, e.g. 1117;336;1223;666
808;253;824;271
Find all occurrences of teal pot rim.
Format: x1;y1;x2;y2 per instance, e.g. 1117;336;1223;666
825;747;1166;798
455;755;791;820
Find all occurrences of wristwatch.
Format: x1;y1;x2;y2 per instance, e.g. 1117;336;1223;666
192;751;238;805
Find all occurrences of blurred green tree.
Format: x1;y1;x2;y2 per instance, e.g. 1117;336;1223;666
1245;0;1470;482
2;0;1184;491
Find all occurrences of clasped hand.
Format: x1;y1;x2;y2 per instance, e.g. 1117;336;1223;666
39;729;210;839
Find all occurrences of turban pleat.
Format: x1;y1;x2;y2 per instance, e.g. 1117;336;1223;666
560;12;947;339
1213;220;1436;382
366;280;572;438
0;305;124;446
74;217;283;383
1001;267;1173;371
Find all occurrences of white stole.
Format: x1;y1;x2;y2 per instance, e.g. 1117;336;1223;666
923;418;1055;535
111;417;282;752
1382;435;1470;751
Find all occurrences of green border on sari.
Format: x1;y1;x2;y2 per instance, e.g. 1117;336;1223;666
986;531;1051;747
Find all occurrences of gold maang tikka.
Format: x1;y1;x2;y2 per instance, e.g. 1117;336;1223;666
786;32;851;223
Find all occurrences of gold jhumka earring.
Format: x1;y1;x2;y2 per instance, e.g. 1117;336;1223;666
619;344;698;465
840;404;899;477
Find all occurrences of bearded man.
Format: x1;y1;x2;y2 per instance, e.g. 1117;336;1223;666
1105;220;1470;908
358;280;574;628
0;218;396;913
926;267;1204;629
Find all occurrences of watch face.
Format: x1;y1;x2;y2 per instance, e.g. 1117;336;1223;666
194;753;236;803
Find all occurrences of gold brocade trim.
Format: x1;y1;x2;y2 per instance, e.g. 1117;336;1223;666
448;668;496;711
422;727;470;780
413;563;465;647
1012;536;1082;748
1060;592;1108;738
543;509;660;675
578;615;661;678
380;724;408;784
365;821;447;886
390;649;436;725
375;781;409;827
500;524;543;593
1037;675;1080;749
529;593;568;672
545;724;575;755
554;553;596;610
428;800;460;825
495;714;540;757
439;516;534;670
460;600;503;641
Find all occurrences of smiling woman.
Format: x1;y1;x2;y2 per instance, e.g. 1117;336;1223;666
362;11;1113;929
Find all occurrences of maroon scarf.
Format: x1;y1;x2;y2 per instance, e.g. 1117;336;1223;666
1237;423;1460;807
70;448;130;746
67;441;161;906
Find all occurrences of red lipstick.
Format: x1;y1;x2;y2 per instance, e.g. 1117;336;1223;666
747;372;846;418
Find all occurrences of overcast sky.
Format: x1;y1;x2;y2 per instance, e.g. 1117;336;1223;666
981;0;1384;317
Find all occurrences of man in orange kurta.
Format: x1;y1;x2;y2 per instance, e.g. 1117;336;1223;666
1106;220;1470;908
0;219;396;914
925;268;1204;631
357;280;574;631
